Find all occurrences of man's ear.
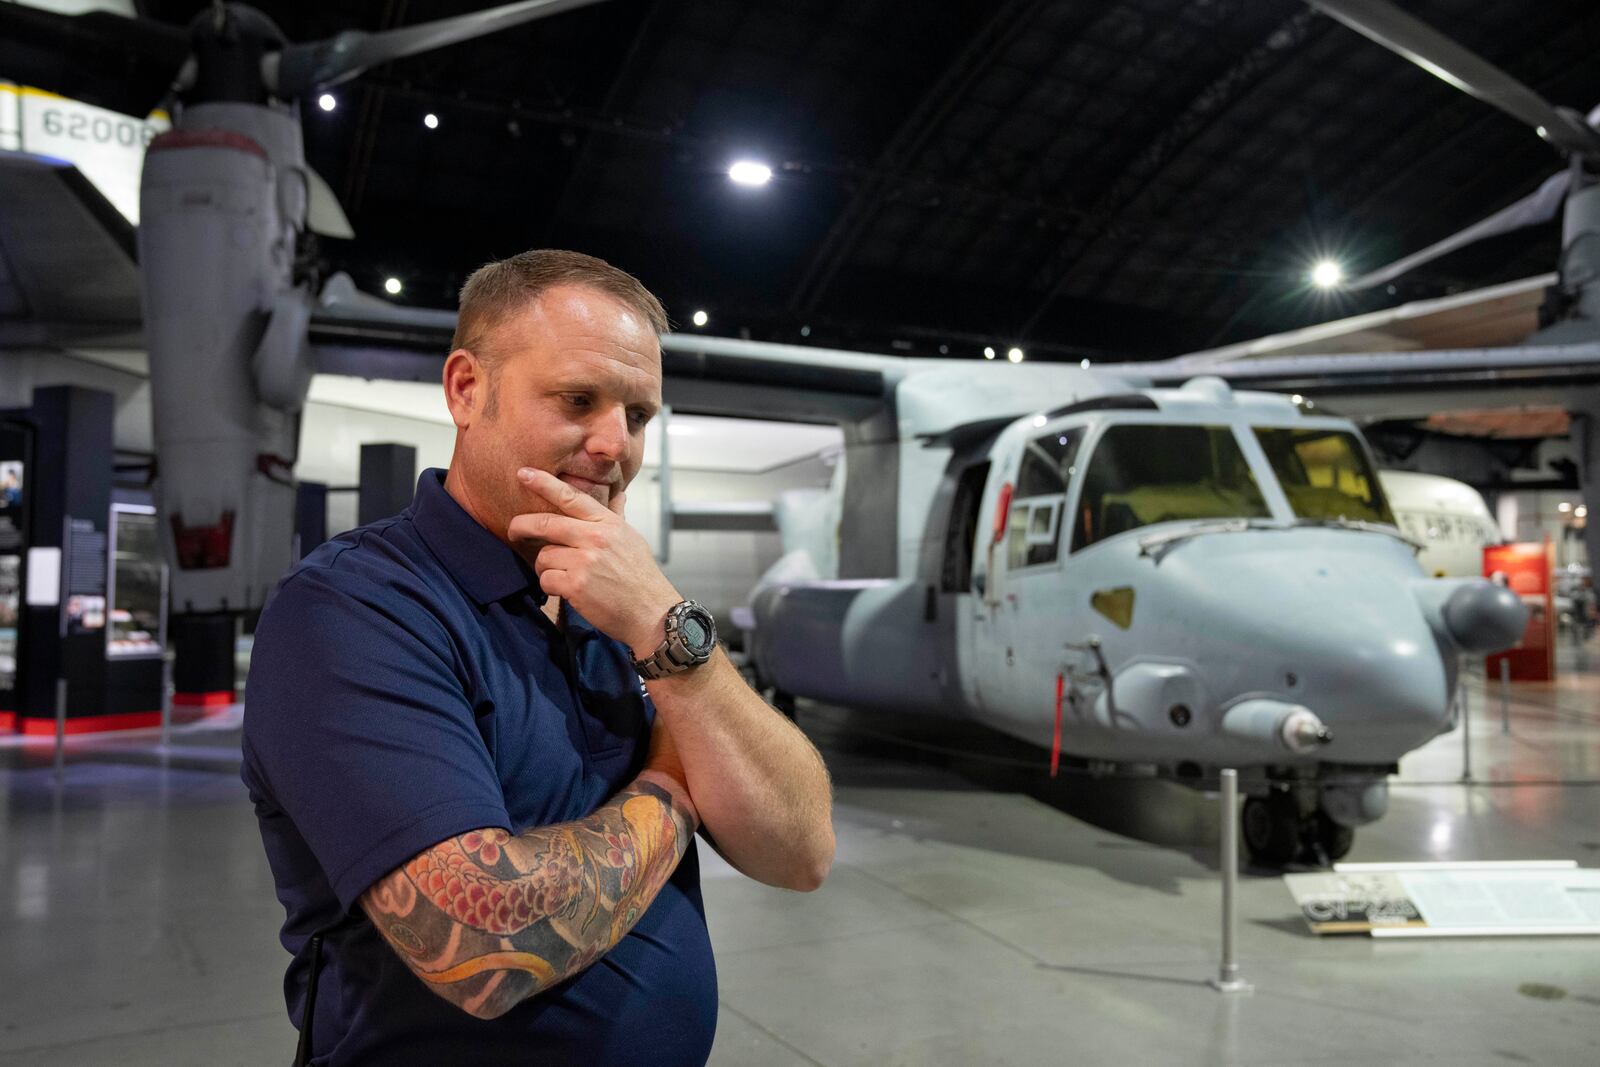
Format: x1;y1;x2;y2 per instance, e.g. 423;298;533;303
442;349;481;429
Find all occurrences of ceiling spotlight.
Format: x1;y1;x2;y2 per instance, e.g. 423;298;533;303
800;325;810;337
691;309;708;327
423;112;439;130
1559;502;1573;513
728;160;773;187
983;346;996;360
1007;347;1024;363
317;93;336;112
1291;394;1304;405
384;277;402;295
1578;505;1590;519
1536;125;1549;140
1031;414;1047;427
1310;259;1344;289
939;344;948;354
1080;358;1091;369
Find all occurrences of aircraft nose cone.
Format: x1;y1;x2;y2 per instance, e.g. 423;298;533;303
1163;532;1451;762
1440;580;1527;652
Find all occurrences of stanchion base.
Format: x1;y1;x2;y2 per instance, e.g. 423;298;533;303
1209;978;1254;994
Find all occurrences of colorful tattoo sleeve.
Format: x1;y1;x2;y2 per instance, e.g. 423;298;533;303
361;779;695;1019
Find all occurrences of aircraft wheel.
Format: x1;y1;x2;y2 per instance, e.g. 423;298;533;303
1241;793;1300;867
1314;811;1355;862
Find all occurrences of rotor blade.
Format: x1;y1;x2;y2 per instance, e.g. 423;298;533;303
305;167;355;240
1308;0;1600;159
268;0;610;98
1344;169;1572;291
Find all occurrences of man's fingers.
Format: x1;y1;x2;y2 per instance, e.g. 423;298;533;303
507;510;594;547
532;545;581;576
607;489;627;518
517;467;611;520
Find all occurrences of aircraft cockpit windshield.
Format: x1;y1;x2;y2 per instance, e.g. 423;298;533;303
1070;424;1271;550
1253;427;1395;525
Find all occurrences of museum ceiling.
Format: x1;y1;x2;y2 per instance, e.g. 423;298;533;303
5;0;1599;362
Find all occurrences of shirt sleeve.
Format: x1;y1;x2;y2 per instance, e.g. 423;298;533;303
243;562;511;912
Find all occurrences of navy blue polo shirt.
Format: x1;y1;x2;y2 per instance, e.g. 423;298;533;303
241;469;717;1066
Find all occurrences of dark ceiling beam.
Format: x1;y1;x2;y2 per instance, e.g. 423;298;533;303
784;0;1051;317
339;0;408;220
1015;5;1320;338
543;0;666;236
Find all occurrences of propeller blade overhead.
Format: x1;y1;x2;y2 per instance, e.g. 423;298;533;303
1308;0;1600;160
266;0;610;99
1344;169;1572;291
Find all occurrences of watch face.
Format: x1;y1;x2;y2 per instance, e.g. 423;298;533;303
681;615;711;651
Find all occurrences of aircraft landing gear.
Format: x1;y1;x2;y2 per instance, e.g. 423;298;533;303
1241;790;1355;867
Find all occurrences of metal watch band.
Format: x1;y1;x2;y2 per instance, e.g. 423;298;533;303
633;600;714;680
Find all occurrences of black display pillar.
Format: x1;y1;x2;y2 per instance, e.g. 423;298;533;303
358;443;417;525
11;386;118;732
295;480;328;560
171;612;236;710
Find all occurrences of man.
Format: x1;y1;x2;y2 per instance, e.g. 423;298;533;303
242;250;835;1066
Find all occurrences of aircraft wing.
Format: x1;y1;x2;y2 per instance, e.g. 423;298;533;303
311;275;901;424
0;150;142;345
1101;274;1600;417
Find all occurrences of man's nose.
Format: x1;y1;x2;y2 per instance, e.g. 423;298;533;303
586;406;629;461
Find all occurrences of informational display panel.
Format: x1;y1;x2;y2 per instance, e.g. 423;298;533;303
1284;863;1600;936
1483;541;1555;682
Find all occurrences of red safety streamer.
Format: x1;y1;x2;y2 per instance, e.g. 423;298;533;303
1050;673;1065;778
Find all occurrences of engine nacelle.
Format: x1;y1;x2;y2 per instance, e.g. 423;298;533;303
749;579;957;716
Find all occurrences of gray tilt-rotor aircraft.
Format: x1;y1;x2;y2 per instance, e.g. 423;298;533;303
3;0;1593;864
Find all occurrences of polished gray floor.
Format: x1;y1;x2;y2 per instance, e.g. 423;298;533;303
2;642;1598;1066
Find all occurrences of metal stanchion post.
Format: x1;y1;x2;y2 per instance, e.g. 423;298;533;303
1499;657;1511;735
1210;768;1252;994
160;653;174;749
53;677;68;780
1459;667;1472;783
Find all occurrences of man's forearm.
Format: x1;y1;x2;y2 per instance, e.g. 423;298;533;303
363;772;695;1019
646;650;835;890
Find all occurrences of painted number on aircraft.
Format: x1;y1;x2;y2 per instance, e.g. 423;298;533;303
38;109;155;147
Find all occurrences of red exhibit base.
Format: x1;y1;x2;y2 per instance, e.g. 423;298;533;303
4;702;234;736
173;690;235;708
19;711;163;735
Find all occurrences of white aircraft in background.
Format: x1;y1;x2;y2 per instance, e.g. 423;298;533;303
1377;471;1502;579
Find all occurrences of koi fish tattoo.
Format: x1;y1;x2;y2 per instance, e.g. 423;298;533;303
361;779;694;1019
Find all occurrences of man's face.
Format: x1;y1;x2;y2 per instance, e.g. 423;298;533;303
446;284;662;538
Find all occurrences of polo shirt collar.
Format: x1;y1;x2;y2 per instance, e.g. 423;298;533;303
412;468;545;606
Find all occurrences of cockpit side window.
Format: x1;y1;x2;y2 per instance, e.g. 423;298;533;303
1253;428;1395;525
1007;429;1083;569
1070;424;1270;551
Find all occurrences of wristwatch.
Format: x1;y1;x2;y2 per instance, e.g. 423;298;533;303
633;600;718;680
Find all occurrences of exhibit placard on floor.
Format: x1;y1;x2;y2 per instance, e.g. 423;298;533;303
1284;861;1600;936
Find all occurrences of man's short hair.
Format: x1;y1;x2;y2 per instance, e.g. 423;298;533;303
451;249;670;364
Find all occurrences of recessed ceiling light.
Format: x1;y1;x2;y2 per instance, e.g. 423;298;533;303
1080;358;1091;369
1007;347;1024;363
423;113;439;130
317;93;336;112
384;277;402;295
1558;502;1573;513
983;346;995;360
1310;259;1344;289
691;309;708;327
728;160;772;186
